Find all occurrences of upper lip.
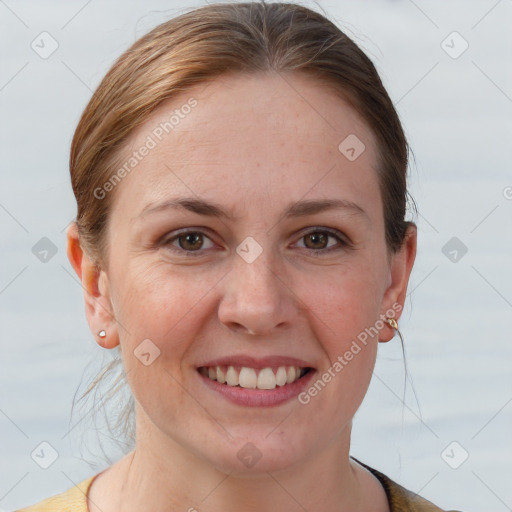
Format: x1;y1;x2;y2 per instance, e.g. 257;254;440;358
197;355;315;370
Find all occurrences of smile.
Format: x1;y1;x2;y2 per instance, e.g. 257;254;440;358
198;365;311;390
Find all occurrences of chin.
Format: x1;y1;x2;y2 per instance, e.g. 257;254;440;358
201;431;310;476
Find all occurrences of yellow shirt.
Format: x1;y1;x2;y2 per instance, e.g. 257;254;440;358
16;461;462;512
16;475;95;511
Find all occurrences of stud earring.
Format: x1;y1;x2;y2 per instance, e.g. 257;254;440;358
386;317;404;344
98;330;107;338
386;318;398;330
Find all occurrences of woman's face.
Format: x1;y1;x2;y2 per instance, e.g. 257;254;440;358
81;71;415;473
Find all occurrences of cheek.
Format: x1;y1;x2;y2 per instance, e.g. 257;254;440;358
111;262;224;397
297;257;384;405
113;261;210;340
113;269;201;427
109;268;187;394
302;282;380;425
304;258;385;345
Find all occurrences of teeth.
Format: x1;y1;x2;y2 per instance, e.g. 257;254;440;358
201;365;307;390
226;366;238;386
239;367;257;389
257;368;276;390
217;366;226;384
275;366;288;386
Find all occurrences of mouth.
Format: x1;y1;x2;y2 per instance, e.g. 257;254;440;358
196;355;317;407
197;365;314;390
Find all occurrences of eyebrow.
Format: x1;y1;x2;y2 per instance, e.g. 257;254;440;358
139;197;369;222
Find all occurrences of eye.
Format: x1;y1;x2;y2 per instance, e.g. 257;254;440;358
163;230;215;253
295;228;349;252
160;227;350;255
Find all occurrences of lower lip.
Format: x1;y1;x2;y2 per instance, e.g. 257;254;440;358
197;369;316;407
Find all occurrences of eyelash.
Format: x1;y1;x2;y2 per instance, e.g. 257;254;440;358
160;227;351;256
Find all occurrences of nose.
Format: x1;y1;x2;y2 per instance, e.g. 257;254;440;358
217;249;297;336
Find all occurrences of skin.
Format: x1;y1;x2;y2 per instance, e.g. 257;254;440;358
68;71;416;512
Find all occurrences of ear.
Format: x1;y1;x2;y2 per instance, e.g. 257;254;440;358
66;223;119;349
379;223;417;343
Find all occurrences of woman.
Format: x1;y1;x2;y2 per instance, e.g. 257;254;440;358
17;2;463;511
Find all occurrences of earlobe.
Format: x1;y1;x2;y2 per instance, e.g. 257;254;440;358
66;223;120;349
379;223;417;343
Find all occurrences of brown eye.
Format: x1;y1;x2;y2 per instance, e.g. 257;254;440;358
295;228;349;254
163;230;215;253
178;232;204;250
304;232;329;249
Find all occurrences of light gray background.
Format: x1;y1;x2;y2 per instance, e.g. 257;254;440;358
1;1;511;511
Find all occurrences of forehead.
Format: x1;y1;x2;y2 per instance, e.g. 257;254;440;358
113;71;381;218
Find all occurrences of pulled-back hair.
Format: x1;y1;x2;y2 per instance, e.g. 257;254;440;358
70;1;415;450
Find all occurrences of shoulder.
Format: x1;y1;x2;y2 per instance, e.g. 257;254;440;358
352;457;464;512
15;475;96;512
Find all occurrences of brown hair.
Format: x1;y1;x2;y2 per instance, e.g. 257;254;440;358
70;1;415;449
71;1;414;264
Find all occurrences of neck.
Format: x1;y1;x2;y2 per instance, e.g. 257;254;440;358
104;420;370;512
